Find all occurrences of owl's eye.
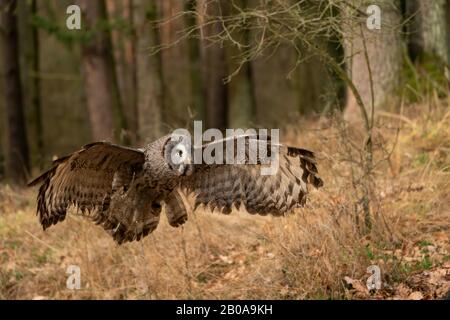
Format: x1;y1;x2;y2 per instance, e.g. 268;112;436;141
170;143;188;166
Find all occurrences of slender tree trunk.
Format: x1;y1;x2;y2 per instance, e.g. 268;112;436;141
30;0;43;167
298;3;344;116
1;0;30;184
251;44;301;127
343;0;403;122
106;0;137;143
227;2;256;129
241;0;299;127
447;1;450;70
78;0;120;142
197;0;228;131
103;1;129;144
156;0;193;130
297;51;337;115
27;0;43;167
17;0;43;167
227;55;256;128
123;0;138;142
134;0;163;143
185;0;204;124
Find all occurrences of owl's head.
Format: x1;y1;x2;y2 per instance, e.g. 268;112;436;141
164;134;194;176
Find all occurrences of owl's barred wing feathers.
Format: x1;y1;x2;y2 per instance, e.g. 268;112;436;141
28;134;323;244
28;142;150;243
181;134;323;215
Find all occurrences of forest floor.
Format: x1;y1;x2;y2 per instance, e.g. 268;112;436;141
0;103;449;300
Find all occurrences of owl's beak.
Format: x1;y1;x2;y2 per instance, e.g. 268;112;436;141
177;154;192;175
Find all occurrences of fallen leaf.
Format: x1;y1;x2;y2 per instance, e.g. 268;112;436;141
408;291;424;300
344;276;369;296
396;283;412;298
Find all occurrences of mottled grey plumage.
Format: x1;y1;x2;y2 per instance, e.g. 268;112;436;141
28;134;323;244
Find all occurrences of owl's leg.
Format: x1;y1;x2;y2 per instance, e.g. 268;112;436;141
164;189;188;227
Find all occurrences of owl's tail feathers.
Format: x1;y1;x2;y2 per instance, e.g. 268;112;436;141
286;146;324;188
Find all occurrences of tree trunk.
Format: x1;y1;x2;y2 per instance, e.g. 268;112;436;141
447;1;450;69
250;44;301;128
18;0;43;168
106;0;138;143
407;0;448;91
134;0;163;143
298;4;345;116
344;0;403;122
197;0;228;131
1;0;30;184
30;0;43;167
407;0;448;65
227;0;256;129
297;49;339;115
227;40;256;129
78;0;125;142
156;0;193;130
123;0;138;142
241;0;299;127
185;0;205;124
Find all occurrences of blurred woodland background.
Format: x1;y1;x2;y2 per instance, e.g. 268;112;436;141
0;0;448;184
0;0;449;300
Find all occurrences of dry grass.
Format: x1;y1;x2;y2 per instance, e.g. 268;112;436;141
0;103;449;300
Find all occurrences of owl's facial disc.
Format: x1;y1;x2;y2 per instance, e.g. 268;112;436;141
167;138;193;176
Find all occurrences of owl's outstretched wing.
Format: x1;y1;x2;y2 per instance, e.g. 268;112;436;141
180;134;323;215
28;142;158;243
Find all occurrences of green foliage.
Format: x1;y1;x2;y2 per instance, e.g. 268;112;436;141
413;152;429;167
394;256;433;280
365;245;375;260
403;50;448;103
14;270;24;281
418;240;433;248
419;256;433;270
3;239;22;250
33;248;53;264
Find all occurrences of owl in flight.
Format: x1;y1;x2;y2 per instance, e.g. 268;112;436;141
28;133;323;244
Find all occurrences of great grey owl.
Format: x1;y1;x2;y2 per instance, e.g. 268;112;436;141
28;133;323;244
